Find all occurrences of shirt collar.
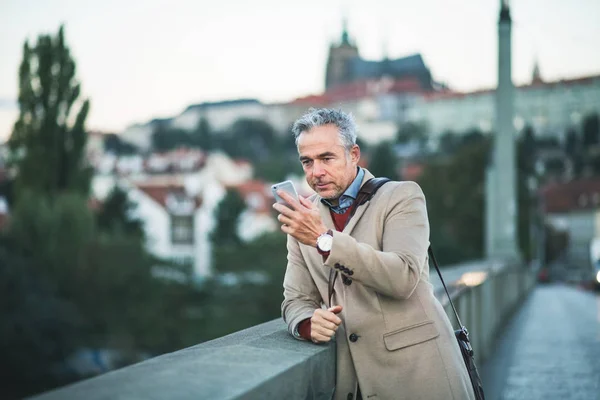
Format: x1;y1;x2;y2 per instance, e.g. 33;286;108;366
321;167;364;209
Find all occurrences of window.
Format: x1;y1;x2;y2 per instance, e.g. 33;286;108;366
171;215;194;245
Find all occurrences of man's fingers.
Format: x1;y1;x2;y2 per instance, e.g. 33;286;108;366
314;308;342;326
328;305;343;314
298;195;313;209
311;332;332;343
278;191;302;210
277;214;293;226
313;323;336;337
313;319;338;333
272;202;294;217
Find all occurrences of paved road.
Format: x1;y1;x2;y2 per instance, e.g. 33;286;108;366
481;283;600;400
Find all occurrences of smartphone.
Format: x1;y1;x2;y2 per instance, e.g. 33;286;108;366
271;180;299;206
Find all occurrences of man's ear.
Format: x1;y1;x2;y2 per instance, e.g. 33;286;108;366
350;144;361;165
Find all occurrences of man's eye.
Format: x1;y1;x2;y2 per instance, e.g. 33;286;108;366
301;160;312;166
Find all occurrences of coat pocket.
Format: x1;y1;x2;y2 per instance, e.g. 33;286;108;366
383;320;440;351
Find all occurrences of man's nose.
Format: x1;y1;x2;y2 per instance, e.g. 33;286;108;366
312;161;326;177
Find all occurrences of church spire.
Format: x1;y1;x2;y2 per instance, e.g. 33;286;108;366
532;57;543;84
500;0;511;22
341;13;351;45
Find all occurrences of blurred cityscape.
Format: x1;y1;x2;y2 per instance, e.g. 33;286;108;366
1;1;599;399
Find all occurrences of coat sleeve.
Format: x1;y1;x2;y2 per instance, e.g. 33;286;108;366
281;233;323;339
324;181;430;300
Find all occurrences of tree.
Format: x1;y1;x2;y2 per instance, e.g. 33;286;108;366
518;125;536;177
564;127;579;157
191;118;213;151
205;232;288;339
582;113;599;147
368;141;398;179
0;245;81;399
396;122;427;146
210;189;246;246
417;138;491;264
564;127;583;178
104;134;137;156
9;25;92;199
96;186;144;240
438;131;460;155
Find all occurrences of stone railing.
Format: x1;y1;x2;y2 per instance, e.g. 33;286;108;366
31;261;534;400
435;261;536;364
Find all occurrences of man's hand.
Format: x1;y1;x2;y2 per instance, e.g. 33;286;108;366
311;305;343;343
273;191;328;247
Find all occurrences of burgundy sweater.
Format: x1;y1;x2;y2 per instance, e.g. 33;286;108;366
297;206;353;340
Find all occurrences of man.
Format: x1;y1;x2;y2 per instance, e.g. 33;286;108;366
274;108;475;400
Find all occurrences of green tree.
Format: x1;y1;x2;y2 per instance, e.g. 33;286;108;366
96;186;144;240
191;117;213;151
417;137;491;264
0;245;81;399
438;131;460;155
210;189;246;246
9;25;91;199
104;134;138;156
396;121;427;146
582;113;599;147
564;127;583;176
207;231;288;339
518;125;536;177
223;118;276;161
368;141;398;179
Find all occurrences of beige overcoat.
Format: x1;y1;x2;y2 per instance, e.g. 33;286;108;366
282;170;475;400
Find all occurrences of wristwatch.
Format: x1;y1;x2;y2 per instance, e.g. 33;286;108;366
316;230;334;254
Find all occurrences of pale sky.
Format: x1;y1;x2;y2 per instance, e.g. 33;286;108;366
1;0;599;141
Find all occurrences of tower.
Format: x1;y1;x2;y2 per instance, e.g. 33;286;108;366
486;0;521;261
531;57;543;84
324;16;359;90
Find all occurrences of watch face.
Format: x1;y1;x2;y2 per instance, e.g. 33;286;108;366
318;234;333;251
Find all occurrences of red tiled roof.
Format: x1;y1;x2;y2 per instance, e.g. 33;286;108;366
226;180;274;214
424;73;600;102
292;77;424;105
540;178;600;214
136;183;202;210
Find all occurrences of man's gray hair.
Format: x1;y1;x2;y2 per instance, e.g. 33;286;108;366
291;108;358;150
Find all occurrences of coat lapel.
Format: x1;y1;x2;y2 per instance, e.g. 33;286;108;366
318;199;335;230
342;169;375;235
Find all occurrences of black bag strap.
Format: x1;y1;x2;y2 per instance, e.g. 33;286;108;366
328;177;391;305
428;246;464;329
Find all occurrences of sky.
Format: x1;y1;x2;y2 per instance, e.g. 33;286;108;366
1;0;599;141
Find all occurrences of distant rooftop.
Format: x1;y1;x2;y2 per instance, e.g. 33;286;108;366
184;99;262;113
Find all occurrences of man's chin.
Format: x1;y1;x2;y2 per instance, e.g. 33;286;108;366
316;188;338;200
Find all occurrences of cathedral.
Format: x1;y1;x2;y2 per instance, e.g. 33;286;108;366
324;20;436;92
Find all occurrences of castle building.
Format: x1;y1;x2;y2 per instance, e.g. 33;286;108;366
324;19;436;92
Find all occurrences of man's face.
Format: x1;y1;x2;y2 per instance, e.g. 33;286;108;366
297;124;360;203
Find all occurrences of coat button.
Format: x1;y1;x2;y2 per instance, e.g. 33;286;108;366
347;393;353;400
348;270;354;276
349;333;358;342
335;263;340;269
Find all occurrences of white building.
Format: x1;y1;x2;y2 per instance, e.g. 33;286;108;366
91;151;272;279
420;74;600;139
171;99;269;132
